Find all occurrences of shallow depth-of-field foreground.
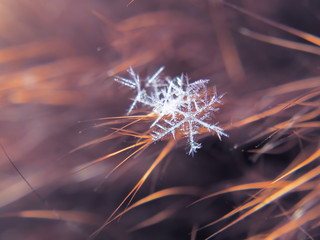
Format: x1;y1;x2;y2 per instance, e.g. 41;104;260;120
0;1;319;239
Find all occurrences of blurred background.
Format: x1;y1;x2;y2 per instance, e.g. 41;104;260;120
0;0;319;239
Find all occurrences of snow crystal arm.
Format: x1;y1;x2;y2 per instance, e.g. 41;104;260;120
146;66;165;87
115;66;228;154
195;119;229;140
187;121;202;155
114;76;137;89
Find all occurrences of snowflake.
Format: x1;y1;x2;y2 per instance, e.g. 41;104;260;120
114;67;228;155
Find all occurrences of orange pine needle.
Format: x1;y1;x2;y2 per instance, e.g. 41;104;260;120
205;165;320;239
73;139;152;174
89;139;176;239
222;1;320;46
0;210;104;226
109;186;199;224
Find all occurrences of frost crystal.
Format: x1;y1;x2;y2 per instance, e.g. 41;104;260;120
115;67;228;155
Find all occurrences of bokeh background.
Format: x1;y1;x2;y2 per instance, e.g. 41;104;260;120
0;0;319;239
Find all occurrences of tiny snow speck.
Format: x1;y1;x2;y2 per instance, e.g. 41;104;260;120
114;67;228;155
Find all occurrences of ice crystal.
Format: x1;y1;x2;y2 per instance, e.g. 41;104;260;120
115;67;228;154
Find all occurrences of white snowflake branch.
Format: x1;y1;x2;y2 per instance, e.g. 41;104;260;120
115;67;228;154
